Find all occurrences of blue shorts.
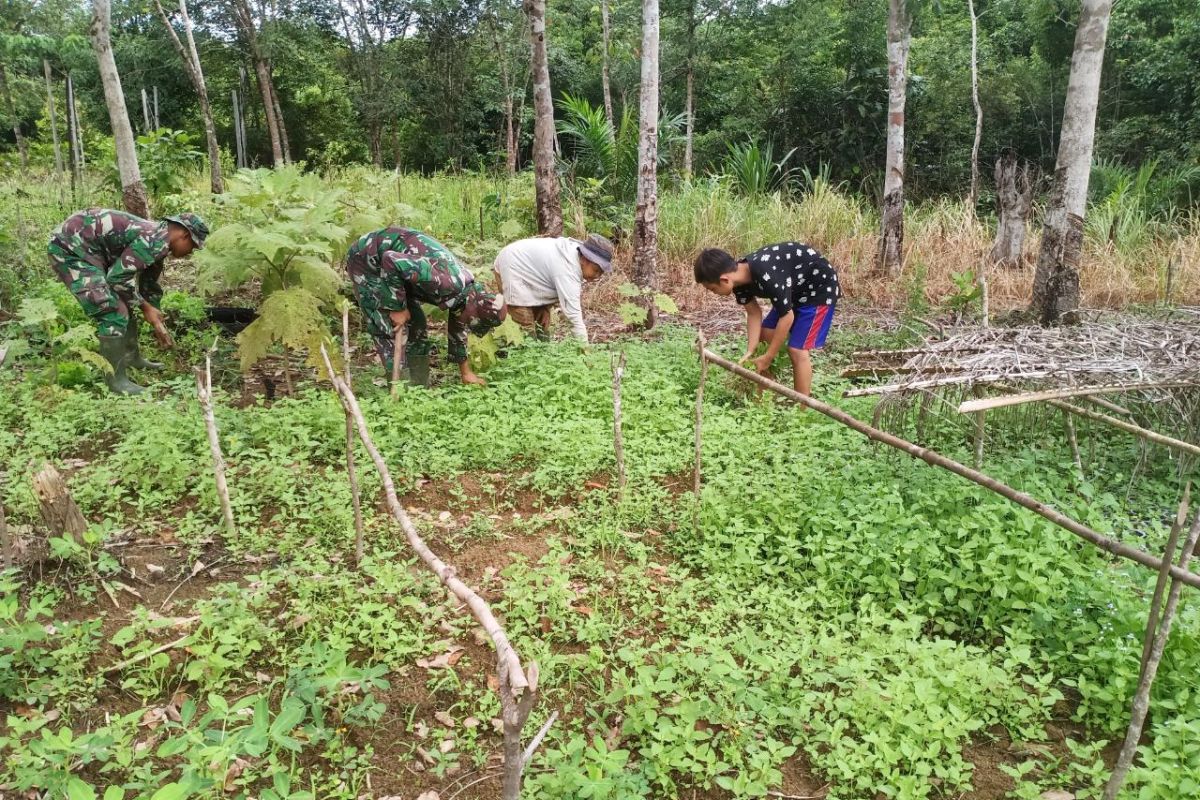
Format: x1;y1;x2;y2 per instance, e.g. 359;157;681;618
762;303;836;350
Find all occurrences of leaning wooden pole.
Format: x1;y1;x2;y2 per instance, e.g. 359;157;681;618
342;308;365;565
318;345;543;800
1103;498;1200;800
703;348;1200;589
612;351;627;497
196;352;236;536
1049;397;1200;459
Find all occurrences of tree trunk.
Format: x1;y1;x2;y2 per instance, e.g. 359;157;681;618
0;63;29;170
600;0;614;128
141;86;151;133
632;0;660;327
505;94;517;174
683;0;696;180
990;151;1032;267
43;60;65;182
877;0;910;275
66;72;82;190
270;73;291;163
89;0;150;217
524;0;563;235
33;464;87;546
1031;0;1112;325
231;0;284;165
232;89;247;168
968;0;983;212
153;0;224;192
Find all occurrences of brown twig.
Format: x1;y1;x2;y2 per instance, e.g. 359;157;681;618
703;348;1200;590
103;633;191;674
318;344;538;800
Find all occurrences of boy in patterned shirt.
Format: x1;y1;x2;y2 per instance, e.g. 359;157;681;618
694;242;840;395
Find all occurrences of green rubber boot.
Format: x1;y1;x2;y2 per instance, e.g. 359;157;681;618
407;353;431;387
98;335;145;395
125;317;163;370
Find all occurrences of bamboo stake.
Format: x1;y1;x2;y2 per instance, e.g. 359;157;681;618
1;472;10;572
694;333;707;531
1103;503;1200;800
702;348;1200;590
957;381;1198;414
1138;486;1188;678
1064;410;1084;475
343;308;365;565
318;345;539;800
1049;397;1200;459
196;351;235;536
390;327;405;398
612;351;627;497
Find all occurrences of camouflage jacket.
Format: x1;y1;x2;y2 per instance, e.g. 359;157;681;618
346;227;475;311
50;208;170;307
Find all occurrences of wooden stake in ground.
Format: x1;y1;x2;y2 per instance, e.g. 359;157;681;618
1063;409;1084;475
318;345;543;800
390;327;405;398
612;351;627;497
1;473;10;572
703;348;1200;590
694;333;707;530
196;351;235;536
342;308;365;564
1103;492;1200;800
33;463;87;546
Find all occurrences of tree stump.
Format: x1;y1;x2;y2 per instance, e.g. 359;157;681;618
32;463;87;545
989;151;1033;268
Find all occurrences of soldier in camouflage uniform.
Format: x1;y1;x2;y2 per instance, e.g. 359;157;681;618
346;226;507;386
48;208;209;394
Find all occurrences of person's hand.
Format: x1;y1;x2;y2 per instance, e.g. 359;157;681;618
738;348;755;365
751;353;774;374
389;308;411;331
143;306;174;348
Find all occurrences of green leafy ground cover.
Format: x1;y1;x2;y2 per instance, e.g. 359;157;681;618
1;328;1198;799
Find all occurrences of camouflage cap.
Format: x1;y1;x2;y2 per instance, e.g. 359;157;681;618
463;283;508;336
164;212;210;248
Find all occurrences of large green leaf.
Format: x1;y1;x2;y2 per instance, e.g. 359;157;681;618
236;287;330;372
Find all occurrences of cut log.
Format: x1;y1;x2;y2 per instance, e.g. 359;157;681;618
33;463;87;545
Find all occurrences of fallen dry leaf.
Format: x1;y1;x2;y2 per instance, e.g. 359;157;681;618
439;738;455;754
190;560;206;577
416;645;465;670
463;716;480;729
434;711;456;728
573;605;594;616
491;717;504;733
416;792;441;800
414;721;429;739
487;674;500;692
1040;793;1074;800
223;757;250;791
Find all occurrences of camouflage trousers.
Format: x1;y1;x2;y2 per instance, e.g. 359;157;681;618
48;239;129;336
349;269;433;372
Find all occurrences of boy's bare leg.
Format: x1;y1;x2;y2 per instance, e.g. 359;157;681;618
788;347;812;396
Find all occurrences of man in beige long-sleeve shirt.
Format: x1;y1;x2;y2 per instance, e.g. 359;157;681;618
492;234;614;341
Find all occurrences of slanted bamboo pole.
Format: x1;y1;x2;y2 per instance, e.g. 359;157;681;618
1104;494;1200;800
957;381;1198;413
1049;397;1200;459
318;345;540;800
703;348;1200;590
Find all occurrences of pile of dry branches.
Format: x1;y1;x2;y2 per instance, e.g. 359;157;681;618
843;311;1200;457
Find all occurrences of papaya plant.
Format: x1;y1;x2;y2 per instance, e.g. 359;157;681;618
194;168;349;386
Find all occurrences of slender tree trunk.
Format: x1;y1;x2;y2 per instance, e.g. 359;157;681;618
66;72;82;190
153;0;224;192
231;0;284;165
524;0;562;234
270;73;291;163
141;87;151;132
232;89;246;168
1031;0;1112;325
877;0;910;275
990;151;1032;267
43;60;65;183
683;0;696;180
89;0;150;216
0;63;29;170
632;0;660;327
968;0;983;212
153;85;160;129
600;0;614;128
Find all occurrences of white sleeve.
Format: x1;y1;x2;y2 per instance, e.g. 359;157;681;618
553;269;589;341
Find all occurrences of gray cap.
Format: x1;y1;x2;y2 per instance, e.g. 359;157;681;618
577;234;614;273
